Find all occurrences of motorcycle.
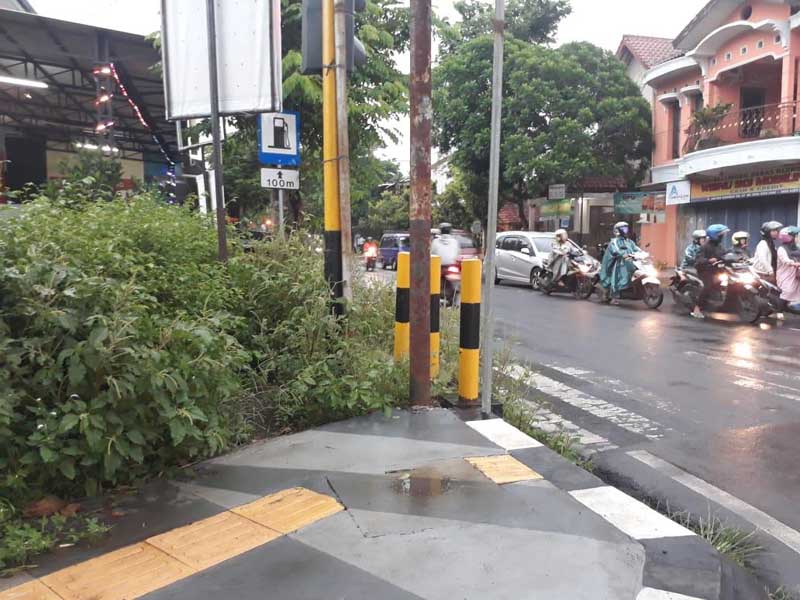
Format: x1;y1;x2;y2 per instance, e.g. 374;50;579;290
602;251;664;309
364;245;378;271
670;254;774;323
442;262;461;307
539;250;600;300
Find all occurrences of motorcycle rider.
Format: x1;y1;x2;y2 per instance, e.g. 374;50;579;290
776;226;800;312
431;222;460;267
600;221;641;305
753;221;783;281
548;228;573;286
362;236;378;253
730;231;751;260
680;229;707;269
694;224;730;318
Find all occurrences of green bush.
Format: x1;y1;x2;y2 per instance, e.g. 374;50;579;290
0;192;405;505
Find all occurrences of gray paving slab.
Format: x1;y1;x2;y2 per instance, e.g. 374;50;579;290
198;427;501;475
319;408;499;447
511;444;606;491
293;510;645;600
142;536;424;600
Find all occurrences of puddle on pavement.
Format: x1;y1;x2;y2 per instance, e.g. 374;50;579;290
388;466;453;497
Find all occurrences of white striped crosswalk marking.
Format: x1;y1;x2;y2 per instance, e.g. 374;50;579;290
628;450;800;555
516;402;618;454
734;375;800;403
507;364;666;440
685;350;800;385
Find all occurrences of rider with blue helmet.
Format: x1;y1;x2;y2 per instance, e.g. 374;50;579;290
693;224;730;317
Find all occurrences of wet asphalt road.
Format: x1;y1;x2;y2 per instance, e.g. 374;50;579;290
492;282;800;522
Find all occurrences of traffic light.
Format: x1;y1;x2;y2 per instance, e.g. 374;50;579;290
301;0;367;74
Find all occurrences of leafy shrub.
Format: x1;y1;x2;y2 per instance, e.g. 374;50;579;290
0;192;404;506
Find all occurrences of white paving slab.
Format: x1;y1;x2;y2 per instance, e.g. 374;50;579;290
569;486;695;541
466;418;542;450
637;587;704;600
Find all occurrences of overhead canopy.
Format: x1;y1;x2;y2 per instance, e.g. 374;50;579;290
0;8;176;162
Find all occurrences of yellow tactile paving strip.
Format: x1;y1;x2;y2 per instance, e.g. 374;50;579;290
147;510;281;571
232;487;343;533
466;455;544;484
0;487;343;600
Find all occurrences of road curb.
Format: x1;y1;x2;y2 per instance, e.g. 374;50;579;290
464;414;769;600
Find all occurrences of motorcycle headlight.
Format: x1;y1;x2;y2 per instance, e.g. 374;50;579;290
718;273;729;285
578;264;590;274
737;272;756;285
643;266;658;277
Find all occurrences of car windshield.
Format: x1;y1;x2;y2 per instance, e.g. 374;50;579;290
532;237;555;254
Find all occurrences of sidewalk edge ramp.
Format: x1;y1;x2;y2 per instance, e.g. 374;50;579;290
465;417;767;600
0;487;343;600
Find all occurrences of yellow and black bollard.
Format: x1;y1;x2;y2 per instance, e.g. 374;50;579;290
430;255;441;379
394;252;411;360
458;258;481;405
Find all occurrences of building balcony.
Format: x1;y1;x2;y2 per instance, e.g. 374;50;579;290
651;101;800;183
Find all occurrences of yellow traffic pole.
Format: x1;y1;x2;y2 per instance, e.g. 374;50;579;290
430;255;441;379
458;258;481;405
322;0;343;314
394;252;411;360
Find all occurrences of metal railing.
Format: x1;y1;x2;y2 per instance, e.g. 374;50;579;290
683;101;799;155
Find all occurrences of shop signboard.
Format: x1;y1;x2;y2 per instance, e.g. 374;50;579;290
665;181;690;205
613;191;645;215
540;198;571;218
691;167;800;202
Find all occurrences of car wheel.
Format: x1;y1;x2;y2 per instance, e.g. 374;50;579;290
529;268;541;291
494;270;501;285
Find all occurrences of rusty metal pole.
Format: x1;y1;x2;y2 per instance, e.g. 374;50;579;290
409;0;432;406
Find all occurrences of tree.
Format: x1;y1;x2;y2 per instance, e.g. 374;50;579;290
432;168;476;229
434;32;653;224
437;0;570;56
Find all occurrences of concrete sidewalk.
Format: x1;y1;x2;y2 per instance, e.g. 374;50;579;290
1;409;764;600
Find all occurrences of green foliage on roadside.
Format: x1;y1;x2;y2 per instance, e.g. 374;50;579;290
434;1;652;225
0;188;405;510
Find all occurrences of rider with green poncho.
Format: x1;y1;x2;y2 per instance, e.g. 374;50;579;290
600;221;641;305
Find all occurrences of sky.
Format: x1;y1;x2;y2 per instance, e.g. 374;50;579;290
28;0;708;170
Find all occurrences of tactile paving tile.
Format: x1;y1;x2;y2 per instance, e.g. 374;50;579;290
41;543;195;600
232;487;344;533
147;510;281;570
0;580;61;600
465;454;544;484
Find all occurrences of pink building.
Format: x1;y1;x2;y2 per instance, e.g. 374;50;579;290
630;0;800;266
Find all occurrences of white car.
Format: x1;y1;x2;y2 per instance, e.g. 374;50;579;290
494;231;560;290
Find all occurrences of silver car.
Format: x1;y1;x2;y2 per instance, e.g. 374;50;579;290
494;231;557;290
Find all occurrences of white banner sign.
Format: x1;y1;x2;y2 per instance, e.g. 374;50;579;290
261;168;300;190
161;0;282;119
666;180;691;205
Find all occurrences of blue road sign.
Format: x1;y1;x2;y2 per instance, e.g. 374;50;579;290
258;111;301;166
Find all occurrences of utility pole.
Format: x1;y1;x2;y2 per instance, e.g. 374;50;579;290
322;0;344;314
205;0;228;262
409;0;432;406
480;0;505;416
334;0;353;300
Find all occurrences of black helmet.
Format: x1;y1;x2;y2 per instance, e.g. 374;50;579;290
761;221;783;238
439;222;453;235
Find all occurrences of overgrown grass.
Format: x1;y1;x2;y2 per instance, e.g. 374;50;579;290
768;587;797;600
1;505;110;577
644;500;763;571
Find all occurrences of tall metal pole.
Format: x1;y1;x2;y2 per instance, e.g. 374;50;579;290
278;189;285;238
205;0;228;262
480;0;505;416
409;0;432;406
322;0;344;314
334;0;353;301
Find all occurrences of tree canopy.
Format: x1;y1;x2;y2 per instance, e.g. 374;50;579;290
433;4;652;225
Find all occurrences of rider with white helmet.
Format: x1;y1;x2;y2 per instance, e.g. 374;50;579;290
680;229;707;269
